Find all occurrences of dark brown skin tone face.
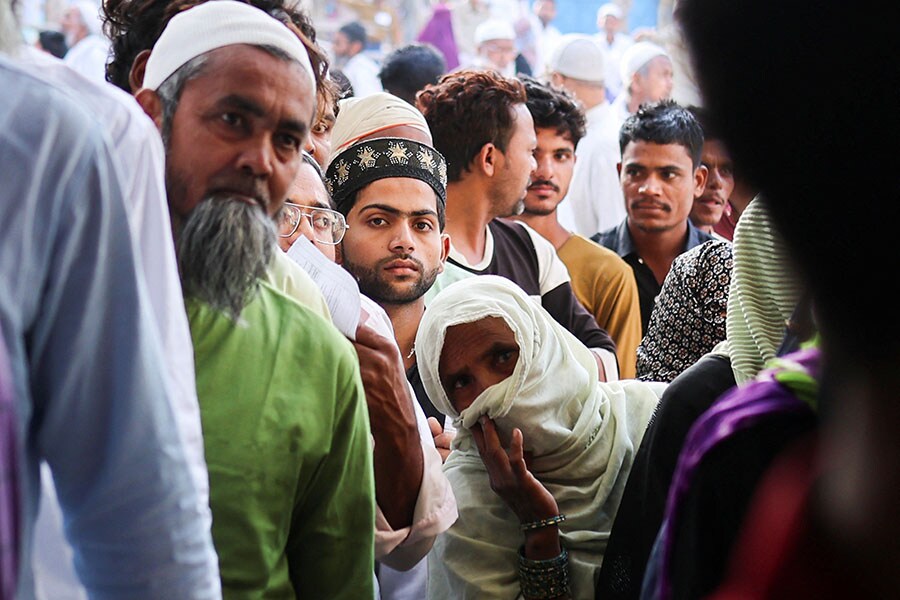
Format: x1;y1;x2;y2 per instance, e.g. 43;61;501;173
439;317;520;414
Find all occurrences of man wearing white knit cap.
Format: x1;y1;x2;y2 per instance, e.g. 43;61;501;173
546;33;626;236
594;2;633;100
611;40;673;129
135;2;377;597
469;17;517;77
59;0;109;82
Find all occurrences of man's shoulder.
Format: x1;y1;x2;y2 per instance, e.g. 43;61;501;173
591;222;627;250
188;282;352;359
1;56;96;129
686;222;718;251
266;250;332;320
559;234;634;281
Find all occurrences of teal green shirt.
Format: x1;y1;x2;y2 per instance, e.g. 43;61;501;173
188;282;375;599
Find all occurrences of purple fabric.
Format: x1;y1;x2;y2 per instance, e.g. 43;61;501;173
416;2;460;70
658;347;820;600
0;334;18;599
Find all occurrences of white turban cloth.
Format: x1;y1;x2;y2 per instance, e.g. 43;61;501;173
416;275;664;599
329;91;432;157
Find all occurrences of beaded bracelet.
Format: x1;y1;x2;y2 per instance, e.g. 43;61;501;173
518;546;570;599
520;514;566;531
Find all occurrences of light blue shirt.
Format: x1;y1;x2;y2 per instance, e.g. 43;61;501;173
0;57;220;599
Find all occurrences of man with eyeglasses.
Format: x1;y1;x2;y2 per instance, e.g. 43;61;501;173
278;153;349;259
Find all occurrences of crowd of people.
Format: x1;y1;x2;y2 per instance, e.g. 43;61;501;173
1;0;896;598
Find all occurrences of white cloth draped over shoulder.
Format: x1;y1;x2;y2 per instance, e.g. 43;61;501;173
415;275;664;599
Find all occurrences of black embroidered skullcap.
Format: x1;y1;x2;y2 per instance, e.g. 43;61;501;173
325;137;448;216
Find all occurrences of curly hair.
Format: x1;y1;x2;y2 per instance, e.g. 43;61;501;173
416;69;526;183
518;74;586;147
102;0;329;94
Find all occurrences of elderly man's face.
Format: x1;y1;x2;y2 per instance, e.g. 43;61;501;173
164;44;315;222
280;161;338;261
636;56;674;103
479;38;517;71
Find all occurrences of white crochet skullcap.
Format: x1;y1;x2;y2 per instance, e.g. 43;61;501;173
620;41;669;88
474;18;515;45
597;2;623;20
547;34;605;83
142;0;315;91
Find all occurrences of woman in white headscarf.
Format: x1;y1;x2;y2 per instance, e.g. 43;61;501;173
415;275;664;599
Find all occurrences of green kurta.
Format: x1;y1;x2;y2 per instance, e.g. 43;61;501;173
188;281;375;599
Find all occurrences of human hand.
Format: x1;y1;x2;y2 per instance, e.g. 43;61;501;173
471;416;559;523
353;324;417;428
429;416;454;462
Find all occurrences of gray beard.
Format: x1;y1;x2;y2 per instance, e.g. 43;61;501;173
176;196;275;320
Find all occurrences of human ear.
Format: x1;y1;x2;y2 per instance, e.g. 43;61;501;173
129;49;152;93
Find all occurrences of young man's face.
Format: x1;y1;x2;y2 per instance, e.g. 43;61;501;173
523;126;576;216
340;177;449;305
489;103;538;218
690;139;735;228
156;45;314;221
332;32;356;59
620;140;707;233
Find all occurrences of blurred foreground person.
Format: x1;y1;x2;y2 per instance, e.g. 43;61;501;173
678;0;900;597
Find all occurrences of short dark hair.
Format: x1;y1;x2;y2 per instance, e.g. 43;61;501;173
619;99;704;167
338;21;366;46
102;0;328;93
379;43;447;106
417;69;527;182
519;74;586;147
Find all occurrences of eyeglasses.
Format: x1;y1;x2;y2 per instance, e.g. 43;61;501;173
279;202;348;245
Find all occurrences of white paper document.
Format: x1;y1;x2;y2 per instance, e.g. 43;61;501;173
286;237;361;339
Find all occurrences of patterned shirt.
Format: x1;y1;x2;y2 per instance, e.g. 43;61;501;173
636;240;734;382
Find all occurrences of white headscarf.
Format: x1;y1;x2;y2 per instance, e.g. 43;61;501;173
329;92;431;158
416;276;664;599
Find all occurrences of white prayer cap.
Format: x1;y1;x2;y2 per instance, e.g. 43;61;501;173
142;0;315;92
329;91;431;157
474;18;515;45
547;34;605;83
597;2;623;20
72;0;103;36
620;41;669;87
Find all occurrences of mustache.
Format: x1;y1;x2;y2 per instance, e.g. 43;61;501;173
206;175;272;210
375;254;424;271
528;179;560;193
631;199;671;211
